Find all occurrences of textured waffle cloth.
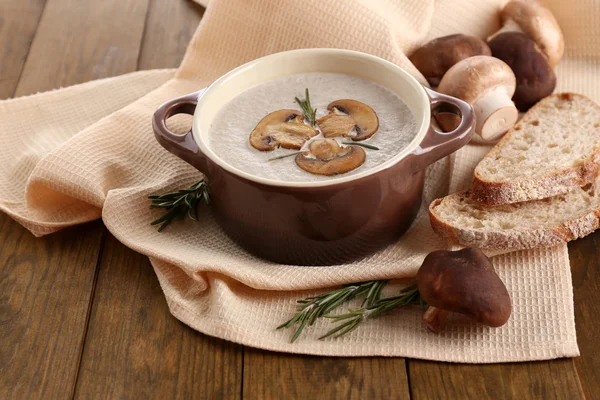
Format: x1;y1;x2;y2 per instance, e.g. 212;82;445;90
2;0;597;362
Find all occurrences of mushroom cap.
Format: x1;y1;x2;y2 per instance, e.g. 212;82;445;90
409;34;492;86
501;0;564;66
317;99;379;141
249;109;318;151
437;56;516;104
295;139;366;176
489;32;557;111
416;248;512;328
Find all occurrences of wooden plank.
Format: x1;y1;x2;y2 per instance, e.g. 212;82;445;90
0;214;105;399
408;358;585;399
137;0;204;70
72;3;243;398
73;233;243;399
15;0;150;96
242;348;411;399
0;0;153;398
570;230;600;399
0;0;47;99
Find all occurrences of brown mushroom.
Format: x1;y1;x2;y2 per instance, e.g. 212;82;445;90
250;109;319;151
488;0;564;67
416;248;512;333
409;34;491;86
437;56;518;141
488;32;557;111
317;100;379;141
295;139;366;176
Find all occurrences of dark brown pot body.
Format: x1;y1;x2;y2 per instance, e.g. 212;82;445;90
153;50;474;265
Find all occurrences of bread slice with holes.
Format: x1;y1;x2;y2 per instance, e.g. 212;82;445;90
429;176;600;250
472;93;600;205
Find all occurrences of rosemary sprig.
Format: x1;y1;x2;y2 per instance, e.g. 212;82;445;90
268;151;302;161
320;284;424;340
295;88;317;126
277;280;387;342
148;179;210;232
341;142;380;151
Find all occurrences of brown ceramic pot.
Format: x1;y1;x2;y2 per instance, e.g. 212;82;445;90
153;49;474;265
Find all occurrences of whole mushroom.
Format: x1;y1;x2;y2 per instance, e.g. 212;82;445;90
437;55;518;142
416;248;512;333
250;109;318;151
488;0;564;67
409;34;491;86
489;32;557;110
295;139;366;176
487;0;564;111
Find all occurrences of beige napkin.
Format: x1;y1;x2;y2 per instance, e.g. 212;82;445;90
1;0;594;362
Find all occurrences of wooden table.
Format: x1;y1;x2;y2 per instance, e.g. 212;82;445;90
1;1;598;398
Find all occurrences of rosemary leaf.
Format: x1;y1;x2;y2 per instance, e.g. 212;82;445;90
277;280;386;342
148;179;210;232
295;88;317;126
341;142;380;151
320;284;424;340
319;316;362;339
291;311;312;343
268;151;303;161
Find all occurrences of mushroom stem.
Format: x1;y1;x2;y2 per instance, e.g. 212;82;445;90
422;306;449;333
473;87;519;141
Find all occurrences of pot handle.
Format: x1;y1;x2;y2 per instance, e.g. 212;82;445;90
152;90;208;173
408;87;475;173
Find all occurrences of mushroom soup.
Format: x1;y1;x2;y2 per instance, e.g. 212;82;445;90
208;72;418;182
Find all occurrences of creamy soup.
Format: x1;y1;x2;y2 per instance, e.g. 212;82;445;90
208;73;418;182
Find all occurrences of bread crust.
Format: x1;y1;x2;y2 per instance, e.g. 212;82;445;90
472;93;600;205
429;194;600;250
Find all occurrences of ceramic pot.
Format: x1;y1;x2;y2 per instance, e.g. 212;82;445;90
153;49;474;265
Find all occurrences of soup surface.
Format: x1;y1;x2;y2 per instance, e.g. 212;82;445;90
208;72;418;182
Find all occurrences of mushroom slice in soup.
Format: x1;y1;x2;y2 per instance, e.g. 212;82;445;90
250;109;319;151
317;99;379;141
295;139;366;176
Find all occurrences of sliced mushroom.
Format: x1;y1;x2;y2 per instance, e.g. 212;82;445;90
416;248;512;333
317;100;379;141
295;139;366;176
249;109;319;151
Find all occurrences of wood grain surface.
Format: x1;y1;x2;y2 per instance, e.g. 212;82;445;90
242;348;411;400
571;230;600;400
15;0;150;96
0;215;105;399
73;234;243;399
1;0;599;398
0;0;47;98
408;359;585;400
138;0;204;70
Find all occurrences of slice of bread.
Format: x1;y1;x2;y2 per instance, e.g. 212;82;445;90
429;177;600;250
472;93;600;205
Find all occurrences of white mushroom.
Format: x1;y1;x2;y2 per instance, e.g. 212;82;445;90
249;109;318;151
437;56;518;142
488;0;564;67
